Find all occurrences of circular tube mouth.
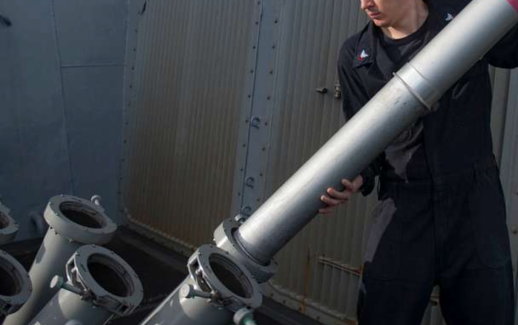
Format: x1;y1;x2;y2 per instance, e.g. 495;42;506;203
59;202;106;229
0;258;23;297
0;212;10;230
87;254;134;298
207;254;254;299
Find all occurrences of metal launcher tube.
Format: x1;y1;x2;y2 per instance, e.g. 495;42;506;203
27;245;143;325
3;195;117;325
139;245;262;325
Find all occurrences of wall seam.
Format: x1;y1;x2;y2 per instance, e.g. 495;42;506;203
49;0;75;194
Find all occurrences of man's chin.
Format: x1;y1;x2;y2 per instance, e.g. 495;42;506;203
371;19;389;27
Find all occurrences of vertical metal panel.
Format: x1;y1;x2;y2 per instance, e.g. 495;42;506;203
53;0;127;66
0;0;73;240
61;66;124;219
122;0;257;249
53;0;127;221
0;0;127;239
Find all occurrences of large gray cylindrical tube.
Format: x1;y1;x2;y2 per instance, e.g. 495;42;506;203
235;0;518;265
3;195;117;325
140;245;262;325
0;250;32;317
28;245;143;325
0;203;18;246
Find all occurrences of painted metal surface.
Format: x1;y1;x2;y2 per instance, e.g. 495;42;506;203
0;0;127;241
54;0;127;223
122;1;518;325
0;0;73;240
53;0;127;66
122;0;258;248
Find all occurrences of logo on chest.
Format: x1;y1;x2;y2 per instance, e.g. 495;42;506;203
358;50;370;61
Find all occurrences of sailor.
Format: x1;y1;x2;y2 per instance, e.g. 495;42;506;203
320;0;518;324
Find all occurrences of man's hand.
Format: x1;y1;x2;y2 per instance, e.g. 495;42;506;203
319;175;364;215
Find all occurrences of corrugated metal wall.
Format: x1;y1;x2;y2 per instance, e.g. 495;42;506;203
122;0;258;252
122;1;517;324
262;1;374;323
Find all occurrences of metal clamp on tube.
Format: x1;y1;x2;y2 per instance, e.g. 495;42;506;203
3;195;117;325
393;62;441;111
214;217;277;283
139;244;262;325
185;245;262;313
0;250;32;316
28;245;143;325
0;203;18;246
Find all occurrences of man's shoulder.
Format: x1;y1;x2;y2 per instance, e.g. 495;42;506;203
429;0;470;16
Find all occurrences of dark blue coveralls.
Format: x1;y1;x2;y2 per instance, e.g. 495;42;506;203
337;0;518;324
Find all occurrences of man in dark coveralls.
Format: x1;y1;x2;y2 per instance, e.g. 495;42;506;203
319;0;518;324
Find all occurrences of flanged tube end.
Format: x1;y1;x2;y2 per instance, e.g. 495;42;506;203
65;245;144;317
44;195;117;244
0;204;18;246
214;218;277;283
0;250;32;316
187;245;263;313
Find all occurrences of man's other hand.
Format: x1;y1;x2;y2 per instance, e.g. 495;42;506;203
319;175;364;215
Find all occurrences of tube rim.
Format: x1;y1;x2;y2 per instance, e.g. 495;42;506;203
44;195;117;244
0;204;18;246
66;245;143;316
0;250;32;315
187;244;263;311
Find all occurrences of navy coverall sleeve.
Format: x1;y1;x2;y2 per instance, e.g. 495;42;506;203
337;43;384;196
